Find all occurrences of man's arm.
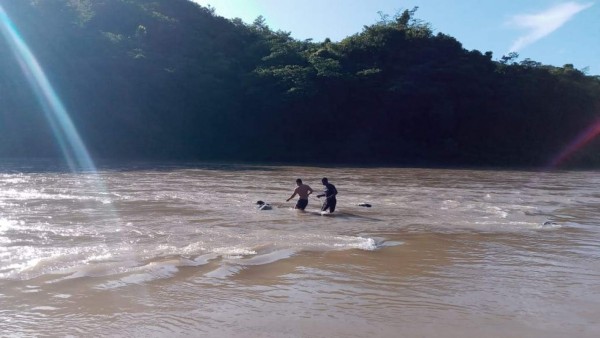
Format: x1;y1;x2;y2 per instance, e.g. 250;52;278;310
286;188;298;202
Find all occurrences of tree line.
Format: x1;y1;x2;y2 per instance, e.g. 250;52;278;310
1;0;599;168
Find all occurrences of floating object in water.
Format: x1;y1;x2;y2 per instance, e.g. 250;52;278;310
256;200;272;210
358;203;372;207
543;220;557;226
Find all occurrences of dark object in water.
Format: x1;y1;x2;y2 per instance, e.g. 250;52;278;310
358;203;372;207
543;220;557;226
256;200;272;210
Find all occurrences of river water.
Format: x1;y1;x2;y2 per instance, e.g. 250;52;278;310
1;161;599;337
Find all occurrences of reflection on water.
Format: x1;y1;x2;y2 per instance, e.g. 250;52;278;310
1;162;599;337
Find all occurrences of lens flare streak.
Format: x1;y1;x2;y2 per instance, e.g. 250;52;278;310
0;5;94;172
549;118;600;169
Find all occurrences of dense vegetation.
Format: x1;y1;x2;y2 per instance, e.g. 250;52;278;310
1;0;599;168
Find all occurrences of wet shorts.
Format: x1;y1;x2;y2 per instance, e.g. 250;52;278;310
321;198;336;213
296;198;308;210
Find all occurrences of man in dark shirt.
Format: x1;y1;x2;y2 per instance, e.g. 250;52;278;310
317;177;337;213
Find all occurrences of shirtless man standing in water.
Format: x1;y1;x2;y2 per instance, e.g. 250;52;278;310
286;179;313;210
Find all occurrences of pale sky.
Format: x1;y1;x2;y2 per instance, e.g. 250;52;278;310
192;0;599;75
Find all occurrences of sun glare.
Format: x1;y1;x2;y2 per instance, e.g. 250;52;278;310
548;118;600;169
0;4;96;172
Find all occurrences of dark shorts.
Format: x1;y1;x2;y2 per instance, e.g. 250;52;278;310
296;198;308;210
321;197;336;213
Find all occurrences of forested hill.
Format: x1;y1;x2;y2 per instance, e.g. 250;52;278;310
1;0;599;168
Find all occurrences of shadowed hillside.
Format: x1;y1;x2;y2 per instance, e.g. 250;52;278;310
1;0;599;168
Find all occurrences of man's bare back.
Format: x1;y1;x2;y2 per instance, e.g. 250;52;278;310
294;184;313;199
286;179;314;210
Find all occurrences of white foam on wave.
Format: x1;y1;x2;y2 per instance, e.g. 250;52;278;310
0;252;43;279
179;242;207;256
199;235;404;279
31;306;59;311
188;253;219;266
378;240;404;247
2;258;42;273
213;247;257;259
22;286;41;293
0;188;112;204
0;174;29;184
334;236;378;251
0;218;23;233
0;217;104;240
95;262;179;290
237;249;296;266
201;249;297;279
440;199;460;210
471;219;565;232
486;206;508;219
85;253;114;263
50;252;220;284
